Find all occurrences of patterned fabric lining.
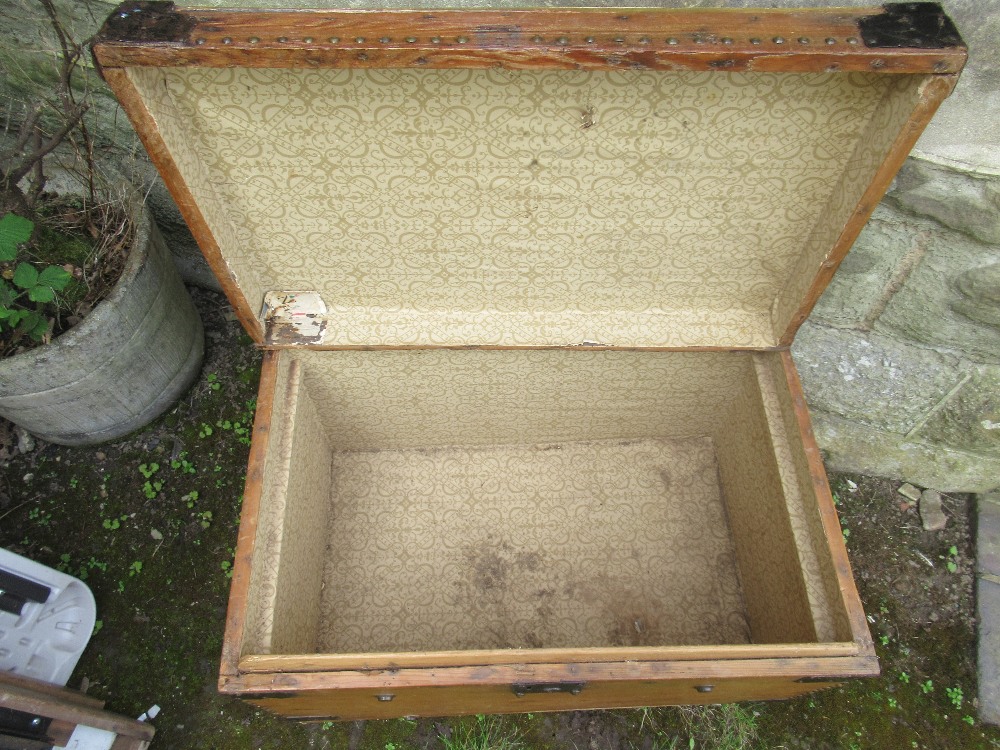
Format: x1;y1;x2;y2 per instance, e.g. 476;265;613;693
129;67;889;347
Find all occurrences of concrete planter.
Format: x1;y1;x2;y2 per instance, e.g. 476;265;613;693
0;198;204;445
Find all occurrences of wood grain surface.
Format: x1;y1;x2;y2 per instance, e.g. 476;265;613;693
94;7;966;74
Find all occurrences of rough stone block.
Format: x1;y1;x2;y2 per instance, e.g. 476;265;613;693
810;204;915;329
978;492;1000;578
873;213;1000;363
919;489;948;531
979;578;1000;725
792;324;966;434
888;158;1000;246
809;410;1000;494
916;363;1000;457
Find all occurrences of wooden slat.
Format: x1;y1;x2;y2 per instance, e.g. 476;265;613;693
0;673;104;710
221;654;878;694
98;67;263;343
263;342;785;353
93;6;966;75
219;349;281;678
0;678;155;742
778;73;959;345
244;676;829;721
780;351;874;654
238;641;859;673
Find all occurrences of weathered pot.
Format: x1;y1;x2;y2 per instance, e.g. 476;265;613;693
0;199;204;445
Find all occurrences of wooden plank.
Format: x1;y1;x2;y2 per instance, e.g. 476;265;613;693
221;654;879;694
238;641;859;673
778;73;959;346
0;681;154;742
98;67;263;344
779;351;876;655
110;737;152;750
0;673;104;710
263;342;786;353
93;6;966;75
219;349;281;678
244;676;829;720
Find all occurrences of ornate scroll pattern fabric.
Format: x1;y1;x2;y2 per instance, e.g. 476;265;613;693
321;437;749;652
753;353;853;643
771;74;929;337
149;67;887;347
294;348;752;450
126;67;268;322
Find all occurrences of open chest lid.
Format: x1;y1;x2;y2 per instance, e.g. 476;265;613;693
94;2;965;350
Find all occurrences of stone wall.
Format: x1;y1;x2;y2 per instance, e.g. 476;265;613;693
793;164;1000;491
1;0;997;490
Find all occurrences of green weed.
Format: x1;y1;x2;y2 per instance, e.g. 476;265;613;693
138;462;159;479
946;686;963;710
102;515;127;531
678;704;759;749
440;715;522;750
945;546;959;574
170;453;197;474
28;506;52;526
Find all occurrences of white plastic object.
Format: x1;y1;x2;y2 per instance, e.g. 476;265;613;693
0;547;96;685
137;704;160;722
53;724;116;750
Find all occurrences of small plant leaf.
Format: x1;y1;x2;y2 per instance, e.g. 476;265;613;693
28;315;49;340
0;214;33;261
0;279;15;307
27;285;55;303
37;265;72;290
12;263;38;290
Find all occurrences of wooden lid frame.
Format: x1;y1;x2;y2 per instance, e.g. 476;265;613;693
93;3;966;350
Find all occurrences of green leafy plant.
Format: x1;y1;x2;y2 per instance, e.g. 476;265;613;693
945;686;963;710
102;515;124;531
138;462;160;479
0;213;72;343
945;545;959;573
171;453;197;474
0;2;134;358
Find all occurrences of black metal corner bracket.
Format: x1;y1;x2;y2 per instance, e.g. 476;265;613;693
859;3;965;49
98;1;196;44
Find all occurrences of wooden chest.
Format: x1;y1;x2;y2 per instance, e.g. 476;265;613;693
94;2;965;720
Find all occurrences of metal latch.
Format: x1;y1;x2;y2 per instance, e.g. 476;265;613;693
511;681;586;697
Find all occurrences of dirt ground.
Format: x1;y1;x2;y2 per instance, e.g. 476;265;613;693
0;287;997;749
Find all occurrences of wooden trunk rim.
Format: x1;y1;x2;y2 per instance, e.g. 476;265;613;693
93;4;966;75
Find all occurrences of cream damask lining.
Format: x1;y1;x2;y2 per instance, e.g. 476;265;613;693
129;67;892;348
321;437;748;652
239;350;849;656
